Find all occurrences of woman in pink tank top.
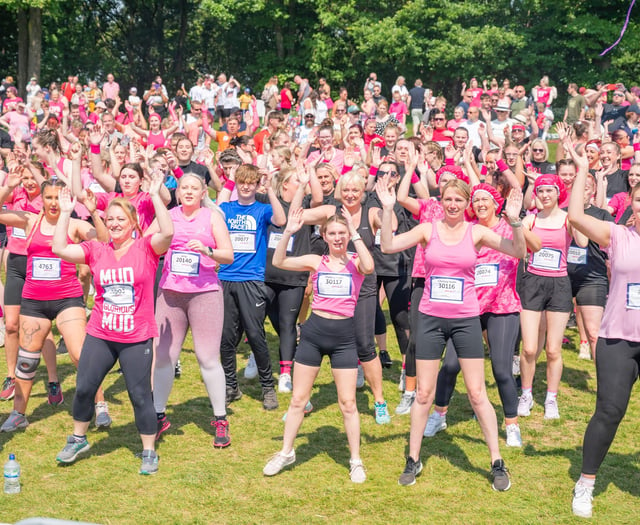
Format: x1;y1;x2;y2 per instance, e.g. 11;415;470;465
263;210;374;483
130;112;179;150
377;178;525;491
0;181;109;433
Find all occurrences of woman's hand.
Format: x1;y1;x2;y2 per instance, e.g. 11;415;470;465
341;206;358;237
89;124;104;146
59;187;77;214
285;207;305;235
186;239;208;255
68;141;83;162
503;187;523;223
81;188;98;214
375;178;397;210
148;168;164;196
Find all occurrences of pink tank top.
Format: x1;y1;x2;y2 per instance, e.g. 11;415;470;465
42;158;66;179
411;198;445;279
475;219;521;314
160;206;221;293
23;214;83;300
147;131;167;150
5;188;42;255
311;254;365;318
537;87;552;105
82;236;160;342
528;215;571;277
419;222;479;318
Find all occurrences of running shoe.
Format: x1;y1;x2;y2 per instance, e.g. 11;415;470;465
263;450;296;476
0;376;15;401
398;456;422;486
278;373;292;393
95;402;112;428
395;392;415;415
0;410;29;432
56;435;90;463
424;411;447;437
225;386;243;406
56;338;68;355
505;423;522;447
349;459;366;483
374;401;391;424
379;350;392;368
47;381;64;406
491;459;511;491
578;342;592;360
572;481;594;518
155;415;171;441
398;369;406;391
139;450;159;475
512;355;521;376
517;391;533;417
244;354;258;379
282;401;313;421
544;398;560;420
356;365;365;389
262;387;279;411
174;359;182;378
212;419;231;448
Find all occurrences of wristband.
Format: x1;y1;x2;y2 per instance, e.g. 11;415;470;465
445;158;455;166
341;165;353;175
509;221;523;228
369;166;377;176
496;159;509;173
525;163;533;171
351;233;362;242
90;144;101;154
634;142;640;152
223;179;236;191
480;165;488;176
172;166;184;179
411;172;420;184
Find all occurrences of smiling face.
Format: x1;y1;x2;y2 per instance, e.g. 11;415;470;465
22;168;40;196
557;164;577;190
599;143;618;168
106;204;135;243
472;191;497;223
441;186;469;219
316;167;335;194
340;182;364;208
176;139;193;163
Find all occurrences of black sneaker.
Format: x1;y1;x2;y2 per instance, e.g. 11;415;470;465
398;456;423;486
156;415;171;441
225;386;243;406
212;419;231;448
262;387;279;411
379;350;392;369
491;459;511;491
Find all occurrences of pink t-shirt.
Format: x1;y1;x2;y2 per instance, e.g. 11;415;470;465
96;191;156;232
419;222;479;319
600;223;640;342
102;82;120;101
389;101;408;119
4;112;30;141
468;88;483;107
475;219;521;314
160;206;221;293
411;199;444;279
81;236;160;342
311;254;365;318
306;149;345;172
608;191;630;220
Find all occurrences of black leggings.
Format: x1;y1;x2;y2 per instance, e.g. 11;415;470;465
433;312;520;419
73;334;156;435
265;282;305;365
405;278;424;378
354;294;377;363
374;275;411;355
582;337;640;475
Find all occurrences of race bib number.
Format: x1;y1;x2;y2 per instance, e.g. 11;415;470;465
12;227;26;239
430;276;464;304
374;229;395;246
567;246;587;265
627;283;640;310
32;257;61;280
530;248;562;270
268;232;294;252
170;251;200;276
88;181;106;194
230;232;256;253
475;263;499;288
317;272;352;297
103;283;135;307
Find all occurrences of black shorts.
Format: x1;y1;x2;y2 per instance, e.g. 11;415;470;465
416;314;484;360
519;272;573;312
0;231;7;248
20;296;85;321
295;313;358;369
572;280;608;307
219;107;231;119
4;253;27;306
282;108;291;115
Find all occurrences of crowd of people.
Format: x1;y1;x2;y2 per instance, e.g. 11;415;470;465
0;69;639;517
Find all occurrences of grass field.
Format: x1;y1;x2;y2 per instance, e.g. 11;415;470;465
0;315;639;525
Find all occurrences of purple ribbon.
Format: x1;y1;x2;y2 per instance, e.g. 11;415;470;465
601;0;637;55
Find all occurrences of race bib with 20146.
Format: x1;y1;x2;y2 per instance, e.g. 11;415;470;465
627;283;640;310
268;232;294;252
430;276;464;304
317;272;352;297
230;232;256;253
567;246;587;265
170;251;200;276
32;257;61;280
474;263;499;288
530;248;562;270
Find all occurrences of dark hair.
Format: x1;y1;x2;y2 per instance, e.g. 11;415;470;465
120;162;144;179
230;135;252;148
34;129;61;153
41;179;66;193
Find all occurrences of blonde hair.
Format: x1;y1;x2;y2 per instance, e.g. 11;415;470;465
441;179;471;201
273;167;296;199
107;197;142;237
320;215;348;236
335;170;366;204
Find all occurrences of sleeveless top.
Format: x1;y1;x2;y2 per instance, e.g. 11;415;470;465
311;254;365;318
528;215;571;277
5;188;42;255
411;198;445;279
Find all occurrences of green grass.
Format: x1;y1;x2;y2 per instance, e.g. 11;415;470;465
1;317;639;525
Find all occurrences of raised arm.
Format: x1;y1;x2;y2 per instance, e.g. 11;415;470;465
263;172;286;226
272;207;320;272
476;188;526;258
52;187;88;264
148;169;174;254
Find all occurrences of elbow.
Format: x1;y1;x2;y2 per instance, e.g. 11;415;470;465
218;250;234;265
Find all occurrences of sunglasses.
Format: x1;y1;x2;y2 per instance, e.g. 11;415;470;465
433;117;445;121
532;148;544;153
378;170;398;177
614;93;624;96
305;115;315;119
335;109;346;113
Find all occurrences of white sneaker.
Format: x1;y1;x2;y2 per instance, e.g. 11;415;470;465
544;398;560;420
398;369;406;391
517;391;533;417
505;423;522;447
512;355;521;376
424;411;447;437
244;354;258;379
278;373;292;393
395;392;415;415
356;365;365;389
572;481;594;518
578;342;592;360
263;450;296;476
0;324;5;348
349;459;366;483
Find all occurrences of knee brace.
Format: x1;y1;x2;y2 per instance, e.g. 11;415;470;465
15;347;41;381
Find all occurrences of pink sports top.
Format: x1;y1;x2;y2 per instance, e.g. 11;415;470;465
411;198;445;279
475;219;521;314
311;254;365;318
23;214;83;300
5;188;42;255
160;206;221;293
419;222;479;318
82;236;160;343
528;215;571;277
147;131;167;150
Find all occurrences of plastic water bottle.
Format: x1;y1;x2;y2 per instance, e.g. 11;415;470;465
3;453;20;494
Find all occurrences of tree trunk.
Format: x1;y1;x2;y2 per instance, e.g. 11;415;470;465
174;0;189;79
17;8;29;99
27;7;42;82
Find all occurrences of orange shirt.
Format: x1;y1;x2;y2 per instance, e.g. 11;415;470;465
215;130;245;152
